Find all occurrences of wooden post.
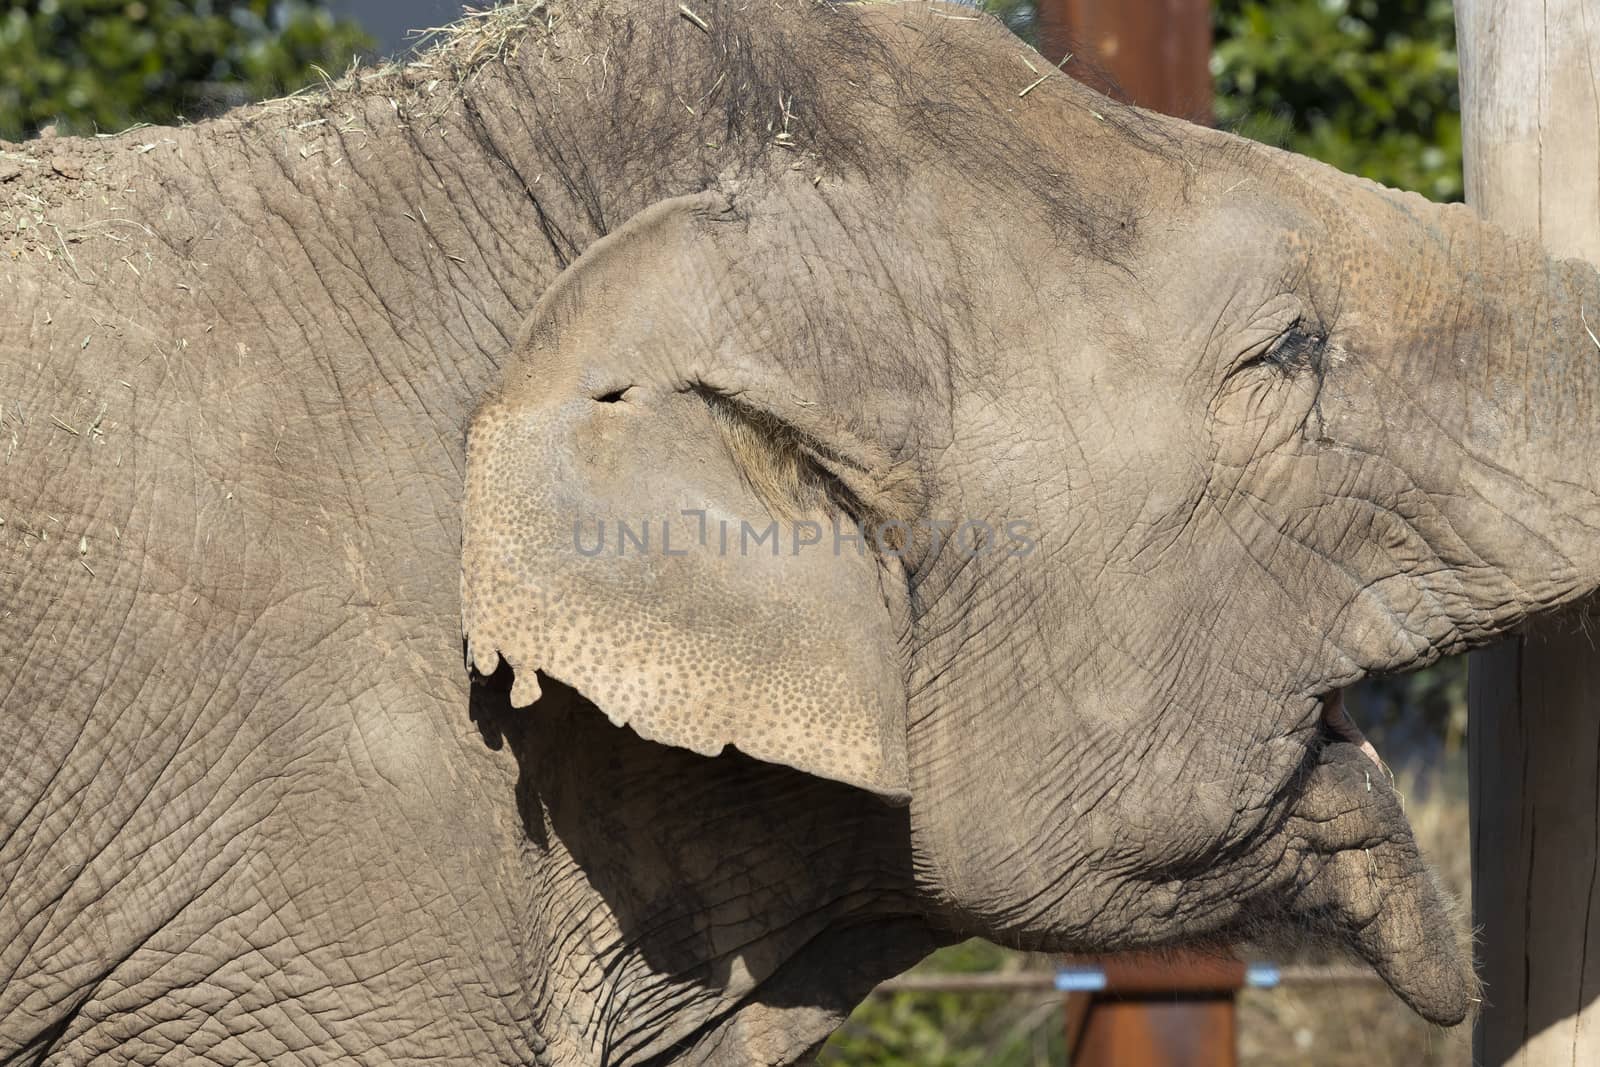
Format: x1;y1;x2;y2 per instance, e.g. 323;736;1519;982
1033;0;1212;124
1456;2;1600;1063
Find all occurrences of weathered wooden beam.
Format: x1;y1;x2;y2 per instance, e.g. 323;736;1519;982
1457;2;1600;1062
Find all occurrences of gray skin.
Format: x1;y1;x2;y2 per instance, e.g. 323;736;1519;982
4;0;1597;1062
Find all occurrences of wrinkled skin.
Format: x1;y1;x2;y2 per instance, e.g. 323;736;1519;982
5;0;1600;1062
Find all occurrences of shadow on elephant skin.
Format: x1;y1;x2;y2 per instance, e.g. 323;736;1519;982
466;664;945;1058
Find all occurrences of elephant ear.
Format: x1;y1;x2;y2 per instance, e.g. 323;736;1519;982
459;193;911;800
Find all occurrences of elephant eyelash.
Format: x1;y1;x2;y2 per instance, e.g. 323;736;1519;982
1248;320;1328;375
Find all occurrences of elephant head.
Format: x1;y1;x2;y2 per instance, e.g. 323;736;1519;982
459;1;1600;1035
28;0;1600;1062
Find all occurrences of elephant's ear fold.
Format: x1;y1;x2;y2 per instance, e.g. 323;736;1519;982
459;391;912;802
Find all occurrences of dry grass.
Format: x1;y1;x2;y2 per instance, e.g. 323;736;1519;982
237;0;559;128
398;0;557;83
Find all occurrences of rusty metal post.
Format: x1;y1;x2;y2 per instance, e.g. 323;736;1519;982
1033;0;1213;124
1072;998;1237;1066
1063;953;1249;1067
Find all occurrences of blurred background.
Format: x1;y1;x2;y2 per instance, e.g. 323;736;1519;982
0;1;1469;1063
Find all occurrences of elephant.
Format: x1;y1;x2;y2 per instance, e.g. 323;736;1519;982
4;0;1596;1061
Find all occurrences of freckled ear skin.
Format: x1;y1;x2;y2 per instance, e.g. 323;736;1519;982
460;394;912;802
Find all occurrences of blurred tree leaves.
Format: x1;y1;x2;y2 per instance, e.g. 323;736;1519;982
1212;0;1461;201
0;0;373;140
983;0;1037;45
982;0;1462;201
818;940;1064;1067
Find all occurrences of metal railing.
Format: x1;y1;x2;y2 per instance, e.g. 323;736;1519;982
869;953;1381;1066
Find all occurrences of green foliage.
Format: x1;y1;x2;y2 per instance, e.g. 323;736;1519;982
817;940;1064;1067
980;0;1462;202
0;0;373;140
1212;0;1462;201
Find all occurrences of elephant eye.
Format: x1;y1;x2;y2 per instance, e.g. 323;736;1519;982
1248;319;1327;375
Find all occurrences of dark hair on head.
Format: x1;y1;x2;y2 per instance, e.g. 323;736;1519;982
444;0;1183;269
